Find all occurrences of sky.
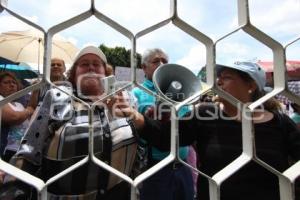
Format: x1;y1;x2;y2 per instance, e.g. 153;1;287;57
0;0;299;74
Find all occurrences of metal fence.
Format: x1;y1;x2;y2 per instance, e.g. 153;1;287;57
0;0;299;199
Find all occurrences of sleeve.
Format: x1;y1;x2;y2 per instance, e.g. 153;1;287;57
0;91;54;199
1;85;74;198
132;88;155;114
138;113;199;151
285;115;300;161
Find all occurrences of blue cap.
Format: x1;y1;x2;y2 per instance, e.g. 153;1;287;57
217;61;266;92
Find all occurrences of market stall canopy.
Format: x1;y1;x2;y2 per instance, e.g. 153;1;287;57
257;60;300;81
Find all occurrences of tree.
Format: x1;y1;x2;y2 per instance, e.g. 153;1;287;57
99;44;141;69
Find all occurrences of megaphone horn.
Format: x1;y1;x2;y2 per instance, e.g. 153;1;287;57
152;64;201;103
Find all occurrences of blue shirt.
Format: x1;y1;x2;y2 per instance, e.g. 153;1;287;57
291;112;300;124
132;79;189;160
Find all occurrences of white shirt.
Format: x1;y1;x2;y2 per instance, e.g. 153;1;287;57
0;95;30;152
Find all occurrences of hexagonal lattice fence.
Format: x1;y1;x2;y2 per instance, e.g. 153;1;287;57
0;0;299;200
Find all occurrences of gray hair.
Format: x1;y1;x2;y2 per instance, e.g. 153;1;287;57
141;48;169;65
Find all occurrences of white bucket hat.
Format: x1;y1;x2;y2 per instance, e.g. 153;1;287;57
217;61;266;92
71;45;107;69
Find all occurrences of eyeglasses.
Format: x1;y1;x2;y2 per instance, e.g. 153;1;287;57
77;61;104;69
150;58;168;65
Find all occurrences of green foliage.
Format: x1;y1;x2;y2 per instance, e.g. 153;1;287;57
197;67;206;82
99;44;141;69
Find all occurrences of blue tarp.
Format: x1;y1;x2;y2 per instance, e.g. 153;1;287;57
0;64;38;79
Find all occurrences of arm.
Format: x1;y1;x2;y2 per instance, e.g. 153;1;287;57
0;89;58;199
1;103;34;126
26;89;39;109
110;92;199;150
0;180;32;199
285;115;300;161
119;106;196;151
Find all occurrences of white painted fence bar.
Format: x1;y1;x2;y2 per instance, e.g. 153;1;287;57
0;0;299;199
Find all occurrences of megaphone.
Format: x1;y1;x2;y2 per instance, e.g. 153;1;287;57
152;64;201;103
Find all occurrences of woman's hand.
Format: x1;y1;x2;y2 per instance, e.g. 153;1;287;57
1;104;35;125
25;106;34;118
106;91;145;129
106;92;133;118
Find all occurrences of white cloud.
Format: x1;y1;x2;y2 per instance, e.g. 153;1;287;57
176;44;206;74
218;42;248;56
250;0;300;40
217;41;251;65
37;0;170;34
45;0;90;28
0;13;78;49
228;0;300;44
66;37;78;47
0;14;38;32
217;40;273;65
98;0;169;33
1;0;298;71
177;0;205;27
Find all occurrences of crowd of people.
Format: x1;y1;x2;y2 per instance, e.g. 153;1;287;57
0;45;299;200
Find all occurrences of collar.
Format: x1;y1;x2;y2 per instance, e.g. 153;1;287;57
143;79;156;92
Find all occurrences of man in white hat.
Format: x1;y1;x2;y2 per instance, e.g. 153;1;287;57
0;46;137;200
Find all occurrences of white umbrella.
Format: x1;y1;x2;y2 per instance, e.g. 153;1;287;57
0;29;78;72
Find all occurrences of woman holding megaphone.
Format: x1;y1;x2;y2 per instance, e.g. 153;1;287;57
112;62;300;200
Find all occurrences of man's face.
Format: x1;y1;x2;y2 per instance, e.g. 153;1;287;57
143;53;168;80
51;59;66;81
